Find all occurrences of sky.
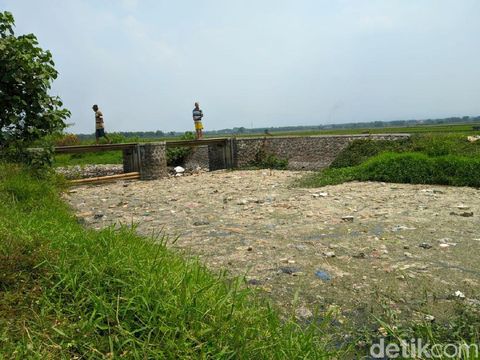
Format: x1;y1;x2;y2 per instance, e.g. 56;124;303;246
2;0;480;133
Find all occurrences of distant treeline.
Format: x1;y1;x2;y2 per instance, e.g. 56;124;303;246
75;115;480;139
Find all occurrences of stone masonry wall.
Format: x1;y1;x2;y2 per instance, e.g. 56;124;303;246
183;146;209;170
138;142;167;180
233;134;410;170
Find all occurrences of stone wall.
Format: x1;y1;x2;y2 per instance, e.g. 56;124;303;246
138;142;168;180
183;146;209;170
233;134;410;170
134;135;410;176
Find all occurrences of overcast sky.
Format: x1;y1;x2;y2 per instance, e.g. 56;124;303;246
3;0;480;133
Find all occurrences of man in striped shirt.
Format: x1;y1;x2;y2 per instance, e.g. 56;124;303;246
192;102;204;139
92;104;111;144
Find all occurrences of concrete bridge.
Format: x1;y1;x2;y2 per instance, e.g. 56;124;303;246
55;134;410;180
55;138;235;180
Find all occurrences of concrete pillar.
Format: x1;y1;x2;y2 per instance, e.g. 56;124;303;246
207;143;226;171
138;142;168;180
122;145;140;173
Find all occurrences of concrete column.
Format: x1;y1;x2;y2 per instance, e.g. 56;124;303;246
122;146;139;173
207;143;227;171
138;142;168;180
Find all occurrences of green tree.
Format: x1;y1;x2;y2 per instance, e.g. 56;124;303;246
0;11;70;155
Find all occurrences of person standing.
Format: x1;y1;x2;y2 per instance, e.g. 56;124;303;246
92;104;111;144
192;102;204;139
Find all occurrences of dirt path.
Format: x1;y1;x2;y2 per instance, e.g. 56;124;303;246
65;170;480;325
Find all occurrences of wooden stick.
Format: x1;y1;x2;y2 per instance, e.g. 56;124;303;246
69;172;140;184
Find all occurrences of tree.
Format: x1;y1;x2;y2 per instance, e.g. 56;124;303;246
0;11;70;153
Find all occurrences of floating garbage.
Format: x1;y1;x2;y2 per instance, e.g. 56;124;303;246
315;269;332;281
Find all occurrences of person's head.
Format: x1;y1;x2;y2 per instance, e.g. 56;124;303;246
92;104;98;111
194;102;199;109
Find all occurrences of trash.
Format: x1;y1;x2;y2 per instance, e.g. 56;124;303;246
174;166;185;173
279;267;301;275
438;238;457;248
392;225;416;232
418;242;432;249
454;290;466;299
425;314;435;322
449;211;474;217
467;135;480;143
295;306;313;319
315;269;332;281
312;192;328;198
341;215;354;222
323;251;336;258
353;252;366;259
193;220;210;226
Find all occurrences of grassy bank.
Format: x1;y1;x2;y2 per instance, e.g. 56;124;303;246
300;152;480;188
0;164;336;358
300;133;480;188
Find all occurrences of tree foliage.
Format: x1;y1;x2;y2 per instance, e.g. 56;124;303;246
0;11;70;153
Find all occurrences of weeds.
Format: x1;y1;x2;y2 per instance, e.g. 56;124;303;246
0;163;335;358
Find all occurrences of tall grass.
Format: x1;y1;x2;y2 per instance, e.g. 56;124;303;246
0;164;337;358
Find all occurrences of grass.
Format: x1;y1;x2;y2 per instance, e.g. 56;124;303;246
0;164;339;359
55;151;123;167
300;152;480;188
300;133;480;188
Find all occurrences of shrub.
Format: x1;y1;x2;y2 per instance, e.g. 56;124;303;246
253;151;289;170
107;132;128;144
358;152;480;187
247;139;289;170
330;139;411;168
54;133;80;146
166;131;195;166
300;152;480;188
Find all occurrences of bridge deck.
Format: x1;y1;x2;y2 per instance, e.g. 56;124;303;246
55;143;138;154
55;138;230;154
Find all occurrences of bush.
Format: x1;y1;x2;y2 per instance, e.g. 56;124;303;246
54;133;81;146
331;134;480;170
166;132;195;166
248;141;289;170
330;139;411;168
359;152;480;187
107;132;128;144
300;152;480;188
254;152;289;170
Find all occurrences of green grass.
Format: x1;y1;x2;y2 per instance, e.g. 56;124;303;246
331;133;480;168
300;152;480;188
0;164;339;359
55;151;123;167
300;132;480;188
